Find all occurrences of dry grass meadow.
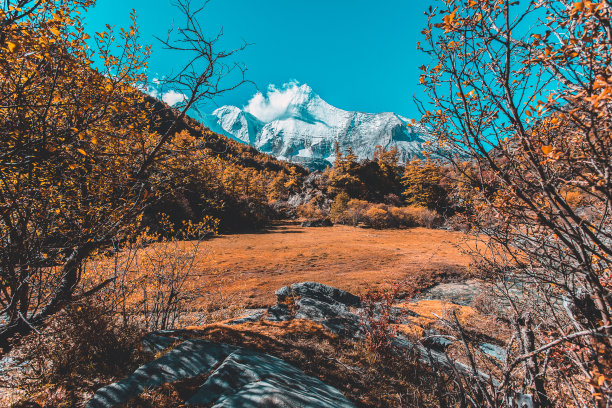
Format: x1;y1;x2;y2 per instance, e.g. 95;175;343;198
196;222;473;308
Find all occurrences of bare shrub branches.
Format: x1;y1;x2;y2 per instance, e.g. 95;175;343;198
420;0;612;406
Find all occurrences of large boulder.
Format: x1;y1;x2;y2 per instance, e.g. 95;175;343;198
267;282;363;339
275;281;361;307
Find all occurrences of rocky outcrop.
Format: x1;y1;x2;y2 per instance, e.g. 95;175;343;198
266;282;362;340
87;281;519;408
87;339;356;408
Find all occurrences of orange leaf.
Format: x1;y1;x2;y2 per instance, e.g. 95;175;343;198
77;148;87;156
541;145;553;155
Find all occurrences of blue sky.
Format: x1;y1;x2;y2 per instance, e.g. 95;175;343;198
85;0;434;118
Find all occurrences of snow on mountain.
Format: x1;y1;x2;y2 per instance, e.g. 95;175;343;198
203;82;432;170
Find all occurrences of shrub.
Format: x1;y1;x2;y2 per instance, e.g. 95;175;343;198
360;284;403;354
390;207;418;228
10;302;146;407
363;206;392;229
297;197;327;220
404;206;440;229
345;199;370;226
332;200;441;229
329;192;351;221
85;223;241;332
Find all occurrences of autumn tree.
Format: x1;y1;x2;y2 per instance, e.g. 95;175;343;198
0;0;246;349
366;145;404;201
327;143;365;198
373;145;400;179
401;160;449;212
420;0;611;405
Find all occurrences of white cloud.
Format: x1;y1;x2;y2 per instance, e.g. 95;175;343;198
244;80;304;122
143;76;187;107
161;89;187;106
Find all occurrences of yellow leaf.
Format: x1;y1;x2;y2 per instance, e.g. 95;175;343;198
91;136;98;145
7;41;17;52
573;1;584;12
541;145;553;155
50;27;60;37
77;148;87;156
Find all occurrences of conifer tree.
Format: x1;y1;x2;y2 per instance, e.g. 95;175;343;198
401;160;448;212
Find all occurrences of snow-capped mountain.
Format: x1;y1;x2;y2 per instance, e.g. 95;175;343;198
202;82;432;170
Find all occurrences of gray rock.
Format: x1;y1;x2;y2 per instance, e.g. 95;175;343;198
479;343;506;362
188;348;356;407
301;218;333;227
295;297;351;320
509;392;534;408
265;303;292;322
226;310;266;325
141;332;180;353
86;340;236;408
86;339;355;408
276;282;361;307
267;283;363;338
421;280;483;305
421;330;453;351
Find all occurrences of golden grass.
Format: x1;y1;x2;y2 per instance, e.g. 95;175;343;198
198;222;473;307
395;300;479;338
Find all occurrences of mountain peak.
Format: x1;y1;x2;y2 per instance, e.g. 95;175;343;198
240;81;323;123
204;82;431;170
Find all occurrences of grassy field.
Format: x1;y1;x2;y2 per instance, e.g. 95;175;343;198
198;222;473;308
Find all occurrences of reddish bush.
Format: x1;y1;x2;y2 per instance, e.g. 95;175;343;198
360;284;403;353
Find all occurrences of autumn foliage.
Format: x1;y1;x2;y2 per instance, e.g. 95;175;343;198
419;0;612;405
0;0;303;350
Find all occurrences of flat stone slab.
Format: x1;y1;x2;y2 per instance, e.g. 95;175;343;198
86;339;355;408
421;279;483;305
188;348;356;408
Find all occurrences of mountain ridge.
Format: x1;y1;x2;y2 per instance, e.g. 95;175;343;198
202;83;432;170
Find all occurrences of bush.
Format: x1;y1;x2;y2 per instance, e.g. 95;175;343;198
332;199;441;230
403;206;440;229
390;207;418;228
329;192;350;220
297;197;328;220
363;206;392;229
360;284;403;355
10;302;146;407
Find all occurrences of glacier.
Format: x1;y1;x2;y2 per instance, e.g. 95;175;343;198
201;83;433;170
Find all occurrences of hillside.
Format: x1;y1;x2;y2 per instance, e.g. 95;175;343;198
139;97;309;233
